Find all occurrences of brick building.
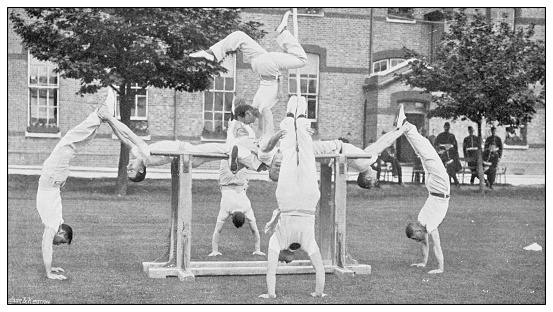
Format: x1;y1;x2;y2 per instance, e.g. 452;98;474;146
7;8;545;176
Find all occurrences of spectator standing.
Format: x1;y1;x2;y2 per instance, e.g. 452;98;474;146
484;126;503;159
435;122;461;187
482;143;500;189
462;126;481;185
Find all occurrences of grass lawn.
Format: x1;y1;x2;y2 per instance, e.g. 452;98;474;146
7;174;545;304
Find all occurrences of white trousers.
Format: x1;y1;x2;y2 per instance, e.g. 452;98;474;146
37;108;103;231
210;30;307;113
39;110;102;187
399;124;450;195
275;117;320;212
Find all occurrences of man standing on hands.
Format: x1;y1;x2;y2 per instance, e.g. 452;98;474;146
209;160;266;257
391;105;450;274
259;96;326;299
209;106;265;257
190;10;307;137
37;88;116;280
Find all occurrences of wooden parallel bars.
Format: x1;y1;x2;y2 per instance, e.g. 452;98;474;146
142;150;372;281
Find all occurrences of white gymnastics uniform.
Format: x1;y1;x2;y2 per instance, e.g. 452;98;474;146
37;109;103;231
217;160;256;223
268;117;320;256
400;123;450;232
209;30;307;119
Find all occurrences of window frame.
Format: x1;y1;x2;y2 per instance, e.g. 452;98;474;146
201;55;236;142
112;84;150;140
372;59;388;73
390;58;406;68
386;8;416;23
115;84;149;121
296;8;325;17
130;85;148;121
26;54;61;137
504;124;529;149
372;58;406;74
287;53;320;121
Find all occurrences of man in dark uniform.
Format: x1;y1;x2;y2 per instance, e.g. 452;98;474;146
482;143;500;189
484;126;503;159
435;122;461;187
437;145;460;187
462;126;481;184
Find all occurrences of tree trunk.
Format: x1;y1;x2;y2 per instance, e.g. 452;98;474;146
116;83;132;196
116;142;130;196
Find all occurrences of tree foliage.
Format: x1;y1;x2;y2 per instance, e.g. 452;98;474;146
10;8;266;94
10;8;266;195
399;9;545;128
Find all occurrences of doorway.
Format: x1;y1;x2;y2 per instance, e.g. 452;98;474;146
396;113;425;163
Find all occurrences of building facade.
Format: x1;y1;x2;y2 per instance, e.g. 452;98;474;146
7;8;545;175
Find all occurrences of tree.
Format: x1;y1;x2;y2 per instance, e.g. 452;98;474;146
10;8;266;195
398;9;545;192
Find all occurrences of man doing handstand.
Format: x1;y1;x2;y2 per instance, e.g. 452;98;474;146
190;10;307;137
259;96;326;299
210;111;265;257
393;104;450;274
209;160;265;257
37;88;115;280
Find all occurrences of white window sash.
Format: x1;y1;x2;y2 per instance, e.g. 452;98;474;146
288;54;319;120
27;54;59;130
115;85;149;120
131;93;148;120
202;56;236;140
296;8;324;17
372;59;389;73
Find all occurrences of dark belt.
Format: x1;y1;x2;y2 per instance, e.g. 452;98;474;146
430;192;450;198
260;75;279;81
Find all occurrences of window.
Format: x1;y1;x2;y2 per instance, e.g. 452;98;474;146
373;58;405;73
504;125;528;148
296;8;324;16
373;59;388;73
288;53;319;120
114;84;150;137
387;8;416;23
202;56;235;140
390;58;406;67
115;84;148;120
27;56;59;135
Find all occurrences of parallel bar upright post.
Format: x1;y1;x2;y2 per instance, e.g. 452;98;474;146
318;161;335;262
177;154;194;281
334;155;348;268
168;158;178;262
